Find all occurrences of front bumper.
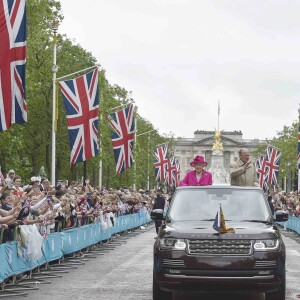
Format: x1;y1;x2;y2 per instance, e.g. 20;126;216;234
156;272;283;294
154;250;285;294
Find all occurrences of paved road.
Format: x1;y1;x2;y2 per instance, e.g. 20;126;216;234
6;225;300;300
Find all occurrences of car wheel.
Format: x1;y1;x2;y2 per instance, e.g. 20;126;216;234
265;276;285;300
153;273;172;300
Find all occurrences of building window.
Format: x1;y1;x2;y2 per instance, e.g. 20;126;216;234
205;151;212;166
224;151;230;166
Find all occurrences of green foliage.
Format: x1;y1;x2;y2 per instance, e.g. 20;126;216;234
0;0;168;188
10;1;300;190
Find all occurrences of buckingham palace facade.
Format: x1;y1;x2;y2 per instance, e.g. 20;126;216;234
174;130;266;179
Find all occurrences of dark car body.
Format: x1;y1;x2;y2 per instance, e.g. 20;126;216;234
152;186;288;300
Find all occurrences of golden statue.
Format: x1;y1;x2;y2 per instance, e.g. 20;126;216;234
212;129;224;152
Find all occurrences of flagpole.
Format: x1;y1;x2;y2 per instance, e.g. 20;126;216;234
57;65;100;81
51;19;59;186
136;129;156;190
147;133;150;190
99;114;103;189
109;103;132;113
133;106;138;190
218;202;221;228
298;105;300;191
218;100;220;131
156;142;169;148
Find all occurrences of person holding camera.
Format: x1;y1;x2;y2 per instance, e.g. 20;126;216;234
230;148;259;187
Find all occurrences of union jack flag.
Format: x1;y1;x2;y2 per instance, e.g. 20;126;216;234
265;145;281;185
165;155;177;186
108;104;135;173
256;154;268;189
298;123;300;169
153;143;168;182
0;0;27;131
59;69;99;165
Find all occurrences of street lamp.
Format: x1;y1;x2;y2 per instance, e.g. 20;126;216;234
51;19;59;186
280;168;286;192
298;105;300;191
287;161;291;192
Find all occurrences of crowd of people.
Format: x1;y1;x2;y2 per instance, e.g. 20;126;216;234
0;169;170;244
268;190;300;217
1;149;298;245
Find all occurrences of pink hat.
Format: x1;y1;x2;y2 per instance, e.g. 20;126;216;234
190;155;208;167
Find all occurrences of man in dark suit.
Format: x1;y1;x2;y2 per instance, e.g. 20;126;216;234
153;190;165;234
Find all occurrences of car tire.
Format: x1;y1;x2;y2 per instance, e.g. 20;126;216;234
265;276;285;300
153;273;172;300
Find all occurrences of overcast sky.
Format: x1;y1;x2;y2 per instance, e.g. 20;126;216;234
59;0;300;140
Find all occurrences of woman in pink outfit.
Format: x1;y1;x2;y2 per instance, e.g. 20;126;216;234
179;156;213;186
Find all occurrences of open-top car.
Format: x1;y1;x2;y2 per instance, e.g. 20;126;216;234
151;186;288;300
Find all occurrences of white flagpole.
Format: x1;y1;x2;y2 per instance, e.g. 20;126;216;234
133;106;138;190
218;202;221;228
218;100;220;132
51;20;59;186
99;114;103;189
298;105;300;191
57;64;100;81
136;129;156;190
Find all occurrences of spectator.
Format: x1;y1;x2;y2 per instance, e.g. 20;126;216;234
12;176;24;196
39;179;50;193
0;193;12;211
5;170;15;188
152;190;166;235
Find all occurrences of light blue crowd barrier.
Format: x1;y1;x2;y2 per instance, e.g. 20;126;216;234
277;216;300;234
0;212;151;283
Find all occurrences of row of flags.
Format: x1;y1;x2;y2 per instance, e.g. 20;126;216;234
256;145;281;189
1;0;296;190
153;143;181;186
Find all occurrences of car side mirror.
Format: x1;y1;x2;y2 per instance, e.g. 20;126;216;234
275;210;289;222
151;209;165;220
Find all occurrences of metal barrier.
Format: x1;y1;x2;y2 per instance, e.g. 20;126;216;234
0;211;152;285
277;216;300;234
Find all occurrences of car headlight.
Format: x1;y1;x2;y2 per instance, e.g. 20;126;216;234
253;239;279;251
159;238;186;250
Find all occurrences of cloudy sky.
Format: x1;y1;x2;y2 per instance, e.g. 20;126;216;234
59;0;300;140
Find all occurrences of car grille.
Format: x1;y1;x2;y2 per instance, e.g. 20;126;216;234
162;259;185;268
254;260;277;269
187;239;252;255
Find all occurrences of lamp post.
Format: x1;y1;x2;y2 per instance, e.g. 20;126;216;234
287;161;291;192
281;169;286;192
133;106;138;190
298;105;300;191
135;129;156;190
51;19;59;186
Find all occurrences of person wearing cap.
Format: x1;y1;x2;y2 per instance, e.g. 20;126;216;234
179;156;213;186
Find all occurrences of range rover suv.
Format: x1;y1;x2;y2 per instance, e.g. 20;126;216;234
151;186;288;300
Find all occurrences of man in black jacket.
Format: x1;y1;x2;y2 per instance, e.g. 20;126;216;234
153;190;165;234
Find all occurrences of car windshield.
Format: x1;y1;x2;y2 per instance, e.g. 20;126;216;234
168;188;271;222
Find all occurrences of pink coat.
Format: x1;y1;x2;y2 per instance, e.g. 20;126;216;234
179;170;213;186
